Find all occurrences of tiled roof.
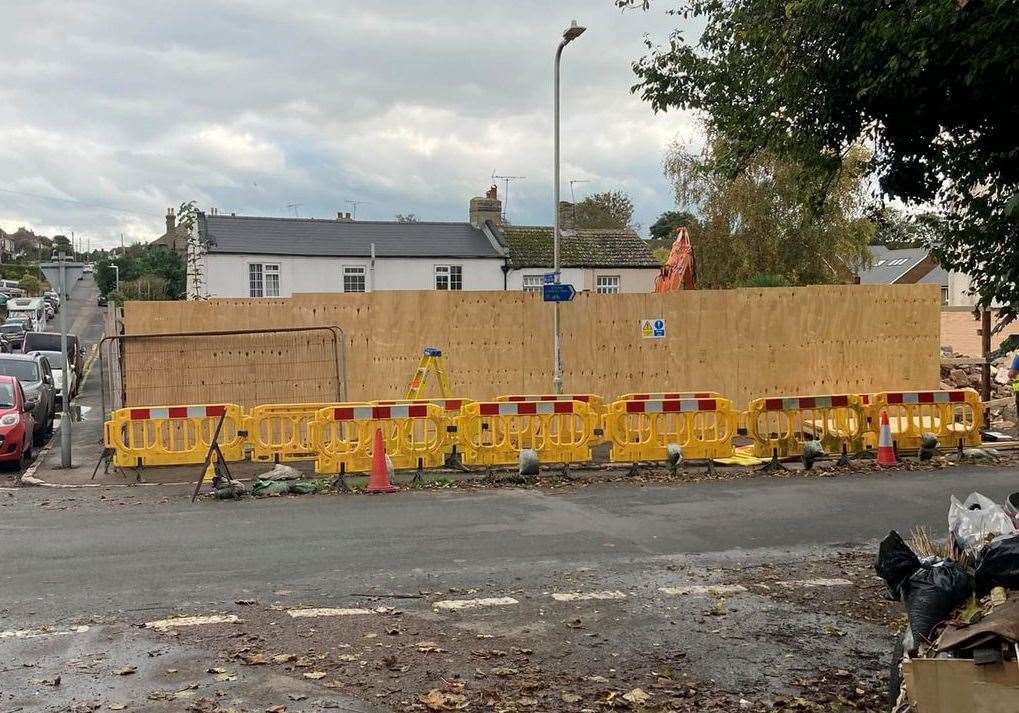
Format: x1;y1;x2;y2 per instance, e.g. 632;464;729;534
497;225;660;269
201;214;504;259
856;245;932;284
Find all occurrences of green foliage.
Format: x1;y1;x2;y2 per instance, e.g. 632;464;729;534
95;244;185;301
742;274;791;288
19;274;41;296
0;264;43;282
51;235;73;256
664;135;873;288
395;214;419;223
868;205;944;250
649;210;697;241
565;190;636;231
622;0;1018;326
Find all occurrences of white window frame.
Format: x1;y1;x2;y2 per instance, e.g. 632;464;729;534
941;286;949;305
342;265;367;293
596;275;620;294
435;264;463;291
522;275;544;293
249;262;280;298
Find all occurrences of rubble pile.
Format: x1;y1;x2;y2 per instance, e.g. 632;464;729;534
940;349;1016;428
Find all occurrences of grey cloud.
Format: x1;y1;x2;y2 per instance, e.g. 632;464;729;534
0;1;695;246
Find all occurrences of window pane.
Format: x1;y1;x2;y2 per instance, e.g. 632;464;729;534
249;264;263;298
343;267;366;293
522;275;543;293
264;264;280;297
435;265;449;290
449;265;463;291
596;276;619;294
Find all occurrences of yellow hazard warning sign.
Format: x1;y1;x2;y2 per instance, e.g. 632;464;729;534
640;318;666;339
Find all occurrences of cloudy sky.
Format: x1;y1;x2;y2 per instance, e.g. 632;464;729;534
0;1;698;248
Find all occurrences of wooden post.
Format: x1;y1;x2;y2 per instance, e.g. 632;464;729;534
981;308;992;403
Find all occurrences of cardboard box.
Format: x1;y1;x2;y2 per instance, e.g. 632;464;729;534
905;658;1019;713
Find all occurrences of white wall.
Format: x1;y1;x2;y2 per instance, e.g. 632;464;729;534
199;253;507;297
506;267;657;294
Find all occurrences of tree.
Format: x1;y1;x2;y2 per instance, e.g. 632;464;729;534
620;0;1018;343
649;210;697;241
395;214;419;223
19;274;41;296
867;206;944;250
52;234;72;256
565;190;636;231
664;135;874;288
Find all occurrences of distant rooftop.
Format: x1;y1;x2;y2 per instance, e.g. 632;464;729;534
497;225;660;269
857;245;935;284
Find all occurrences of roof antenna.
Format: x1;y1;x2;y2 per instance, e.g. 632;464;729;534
569;179;591;203
286;202;302;217
492;171;526;221
346;199;370;220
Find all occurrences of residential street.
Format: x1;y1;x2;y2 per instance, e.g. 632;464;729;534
2;464;1017;711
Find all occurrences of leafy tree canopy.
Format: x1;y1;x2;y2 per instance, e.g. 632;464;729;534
619;0;1018;338
564;190;637;232
666;135;874;288
649;210;697;241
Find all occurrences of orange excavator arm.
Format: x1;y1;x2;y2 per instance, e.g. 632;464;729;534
653;226;696;293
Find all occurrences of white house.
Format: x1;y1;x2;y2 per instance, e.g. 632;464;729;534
185;187;661;298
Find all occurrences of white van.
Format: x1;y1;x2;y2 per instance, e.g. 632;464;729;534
6;297;47;331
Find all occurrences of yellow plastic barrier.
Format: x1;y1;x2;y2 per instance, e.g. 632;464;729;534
617;391;722;401
104;404;246;468
247;403;336;463
458;400;599;466
496;393;605;416
747;394;867;459
604;397;737;462
311;402;446;475
870;389;983;450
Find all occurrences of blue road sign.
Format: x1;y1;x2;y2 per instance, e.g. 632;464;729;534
543;283;577;302
543;273;555;285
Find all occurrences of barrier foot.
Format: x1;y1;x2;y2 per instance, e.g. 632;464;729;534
560;462;578;481
706;460;716;477
835;447;851;468
444;447;468;471
853;449;876;461
627;462;641;478
757;454;789;473
91;448;114;480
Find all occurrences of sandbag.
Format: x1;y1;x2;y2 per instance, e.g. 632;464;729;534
975;535;1019;595
251;478;290;497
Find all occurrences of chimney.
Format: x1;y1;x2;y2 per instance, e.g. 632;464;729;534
469;185;502;228
337;212;354;222
166;207;176;233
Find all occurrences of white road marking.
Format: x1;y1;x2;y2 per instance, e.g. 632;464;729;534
286;607;376;619
144;615;240;631
776;578;852;588
660;584;748;597
551;591;627;602
433;596;519;611
0;624;90;640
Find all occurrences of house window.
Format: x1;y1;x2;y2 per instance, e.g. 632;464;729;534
342;266;366;293
941;286;950;305
435;265;463;291
522;275;544;293
249;263;280;297
596;275;620;294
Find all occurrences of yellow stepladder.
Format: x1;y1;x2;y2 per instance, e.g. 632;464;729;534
405;347;452;399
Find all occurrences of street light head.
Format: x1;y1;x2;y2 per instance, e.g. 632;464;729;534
562;20;586;43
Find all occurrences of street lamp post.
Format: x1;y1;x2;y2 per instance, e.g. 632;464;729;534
553;19;585;395
112;264;120;292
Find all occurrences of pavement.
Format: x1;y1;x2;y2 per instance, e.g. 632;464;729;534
1;463;1018;711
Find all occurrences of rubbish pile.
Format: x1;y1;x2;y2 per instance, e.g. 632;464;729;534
212;464;327;500
877;491;1019;712
939;350;1016;427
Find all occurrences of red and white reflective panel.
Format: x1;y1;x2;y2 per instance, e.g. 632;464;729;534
129;405;227;420
375;399;465;412
624;399;717;414
885;391;967;405
761;395;850;412
503;394;592;403
627;392;715;400
478;401;576;416
333;404;429;421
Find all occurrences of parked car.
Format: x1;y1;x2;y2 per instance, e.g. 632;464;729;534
28;350;78;404
43;290;60;313
0;322;27;350
0;372;34;468
22;333;83;375
97;294;108;307
0;374;35;469
0;354;55;443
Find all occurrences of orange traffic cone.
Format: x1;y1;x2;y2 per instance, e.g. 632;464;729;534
876;410;898;466
366;427;398;493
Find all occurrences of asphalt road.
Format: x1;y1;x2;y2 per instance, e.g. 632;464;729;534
2;463;1017;626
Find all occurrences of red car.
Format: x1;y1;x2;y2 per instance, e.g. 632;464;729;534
0;374;35;469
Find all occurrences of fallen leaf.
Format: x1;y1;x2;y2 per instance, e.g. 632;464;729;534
207;667;226;674
239;652;268;665
303;671;327;680
565;617;585;629
214;673;237;682
116;666;137;676
561;692;582;703
109;705;127;711
517;697;537;707
623;688;651;705
415;641;445;653
491;666;519;677
337;654;357;662
271;654;296;664
419;689;468;711
234;599;256;606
